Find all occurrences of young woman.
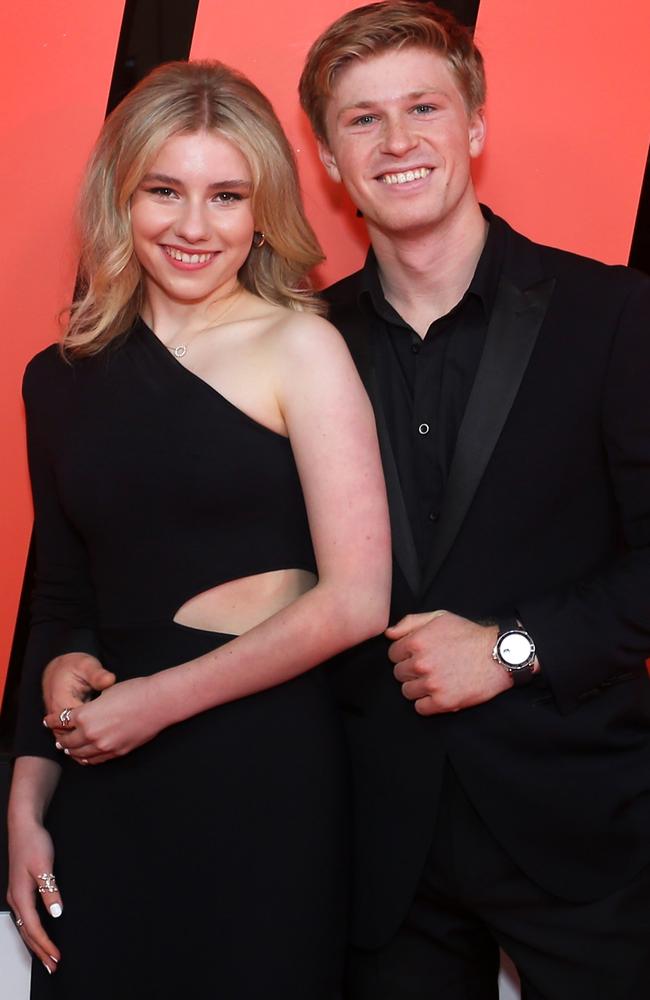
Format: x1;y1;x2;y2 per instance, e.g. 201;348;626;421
7;61;391;999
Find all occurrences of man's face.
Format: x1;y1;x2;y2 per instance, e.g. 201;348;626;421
319;46;485;240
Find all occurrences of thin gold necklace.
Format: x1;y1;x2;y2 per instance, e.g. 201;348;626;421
168;288;244;359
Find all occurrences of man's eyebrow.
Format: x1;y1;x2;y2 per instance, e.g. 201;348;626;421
140;173;252;190
336;90;450;119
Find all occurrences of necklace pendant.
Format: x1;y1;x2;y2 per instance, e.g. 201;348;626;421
171;344;187;359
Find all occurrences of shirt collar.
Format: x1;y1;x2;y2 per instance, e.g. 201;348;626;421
358;204;505;324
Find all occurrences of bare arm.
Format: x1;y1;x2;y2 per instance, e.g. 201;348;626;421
48;316;392;762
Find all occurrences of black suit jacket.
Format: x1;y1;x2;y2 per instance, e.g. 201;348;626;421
325;212;650;948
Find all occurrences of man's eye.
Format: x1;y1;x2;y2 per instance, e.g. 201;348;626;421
352;114;377;126
413;104;436;114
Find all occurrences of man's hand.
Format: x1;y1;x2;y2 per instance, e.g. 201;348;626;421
43;676;165;764
387;610;512;715
42;653;116;717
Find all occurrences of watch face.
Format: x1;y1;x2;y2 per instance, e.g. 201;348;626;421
498;631;534;667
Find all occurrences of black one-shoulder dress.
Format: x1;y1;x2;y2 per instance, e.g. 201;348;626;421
15;320;348;999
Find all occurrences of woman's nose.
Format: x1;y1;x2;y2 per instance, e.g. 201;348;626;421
174;199;211;243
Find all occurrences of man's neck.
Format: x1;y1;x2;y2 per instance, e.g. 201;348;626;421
369;201;488;338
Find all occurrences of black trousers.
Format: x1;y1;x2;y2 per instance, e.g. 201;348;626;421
346;764;650;1000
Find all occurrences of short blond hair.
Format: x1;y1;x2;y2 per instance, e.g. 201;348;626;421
65;60;324;357
299;1;485;141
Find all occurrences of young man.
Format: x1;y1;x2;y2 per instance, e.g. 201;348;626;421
297;2;650;997
20;2;650;996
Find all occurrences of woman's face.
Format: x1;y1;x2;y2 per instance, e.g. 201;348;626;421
130;130;255;308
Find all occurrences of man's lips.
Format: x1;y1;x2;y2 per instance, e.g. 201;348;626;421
377;166;432;185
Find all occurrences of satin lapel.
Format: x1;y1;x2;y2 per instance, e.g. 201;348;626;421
341;313;421;597
423;275;556;591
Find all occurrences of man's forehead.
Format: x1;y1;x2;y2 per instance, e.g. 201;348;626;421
327;48;457;108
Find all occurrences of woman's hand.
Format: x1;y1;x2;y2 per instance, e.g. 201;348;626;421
43;675;166;764
7;818;62;975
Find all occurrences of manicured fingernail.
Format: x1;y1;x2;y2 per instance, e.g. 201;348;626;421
49;955;59;964
42;718;49;728
43;962;52;974
55;741;63;751
63;748;71;756
49;903;63;918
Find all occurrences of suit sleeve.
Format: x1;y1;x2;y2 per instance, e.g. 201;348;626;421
517;274;650;714
13;359;99;760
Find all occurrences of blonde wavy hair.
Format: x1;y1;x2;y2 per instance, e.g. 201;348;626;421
299;1;485;142
65;60;324;356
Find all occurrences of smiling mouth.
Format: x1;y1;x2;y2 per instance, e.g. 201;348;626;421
164;247;216;264
379;167;432;185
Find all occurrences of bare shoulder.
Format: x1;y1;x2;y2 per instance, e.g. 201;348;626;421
264;307;352;369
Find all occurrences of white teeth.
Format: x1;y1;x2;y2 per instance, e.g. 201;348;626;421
165;247;214;264
380;167;431;185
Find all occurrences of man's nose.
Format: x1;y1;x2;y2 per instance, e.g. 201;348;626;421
380;116;418;156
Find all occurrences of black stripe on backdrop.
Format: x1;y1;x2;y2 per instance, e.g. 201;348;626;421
438;0;480;26
106;0;200;112
629;147;650;276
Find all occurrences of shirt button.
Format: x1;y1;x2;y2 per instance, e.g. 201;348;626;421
418;423;430;435
429;511;439;522
411;343;421;355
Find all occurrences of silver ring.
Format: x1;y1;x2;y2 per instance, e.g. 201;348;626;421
36;872;59;894
59;707;73;729
15;916;24;928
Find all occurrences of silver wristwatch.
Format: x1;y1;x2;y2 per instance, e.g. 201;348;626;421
492;618;537;686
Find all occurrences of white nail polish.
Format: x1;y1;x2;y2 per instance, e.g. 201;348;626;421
42;719;49;728
49;903;63;918
49;955;59;964
63;748;71;756
43;962;52;974
55;741;63;751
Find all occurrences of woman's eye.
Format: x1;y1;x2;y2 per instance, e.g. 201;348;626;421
214;192;242;203
149;187;176;197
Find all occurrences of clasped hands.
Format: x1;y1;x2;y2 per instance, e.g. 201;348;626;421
42;653;164;764
42;611;509;765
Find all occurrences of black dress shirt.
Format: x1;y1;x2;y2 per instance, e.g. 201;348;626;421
359;214;506;571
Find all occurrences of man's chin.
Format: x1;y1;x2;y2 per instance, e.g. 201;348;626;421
367;209;445;240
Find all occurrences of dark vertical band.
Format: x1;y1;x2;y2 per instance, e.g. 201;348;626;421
438;0;481;28
106;0;200;112
629;147;650;276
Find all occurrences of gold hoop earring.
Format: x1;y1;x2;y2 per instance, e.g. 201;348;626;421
253;231;266;248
